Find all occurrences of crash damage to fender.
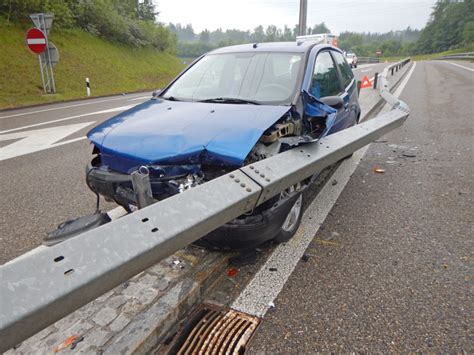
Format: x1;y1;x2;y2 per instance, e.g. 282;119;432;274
86;93;338;206
88;99;292;173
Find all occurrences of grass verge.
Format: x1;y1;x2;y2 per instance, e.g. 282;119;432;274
0;20;185;109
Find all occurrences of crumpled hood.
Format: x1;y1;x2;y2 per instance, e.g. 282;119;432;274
87;99;290;173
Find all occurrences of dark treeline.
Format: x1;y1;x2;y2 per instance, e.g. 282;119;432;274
415;0;473;54
0;0;176;51
170;0;473;58
168;22;419;58
1;0;472;57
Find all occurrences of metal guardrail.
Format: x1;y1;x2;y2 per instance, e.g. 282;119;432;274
358;57;380;64
373;57;411;90
0;60;411;353
435;52;474;61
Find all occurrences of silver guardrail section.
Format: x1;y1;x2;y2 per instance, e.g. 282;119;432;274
379;58;411;110
0;59;411;352
358;56;380;64
435;52;474;61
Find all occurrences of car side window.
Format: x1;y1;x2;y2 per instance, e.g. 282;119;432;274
310;51;341;98
332;51;354;88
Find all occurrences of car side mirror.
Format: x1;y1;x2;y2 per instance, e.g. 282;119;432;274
320;96;344;110
152;89;162;97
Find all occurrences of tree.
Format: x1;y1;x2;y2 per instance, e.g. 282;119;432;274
199;29;210;43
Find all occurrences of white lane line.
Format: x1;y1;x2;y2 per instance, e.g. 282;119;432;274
357;63;379;67
369;74;381;82
232;62;417;318
0;122;95;161
361;68;372;73
441;61;474;72
0;94;147;120
0;105;133;134
129;96;150;101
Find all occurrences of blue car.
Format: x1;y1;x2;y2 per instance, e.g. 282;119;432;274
86;41;361;250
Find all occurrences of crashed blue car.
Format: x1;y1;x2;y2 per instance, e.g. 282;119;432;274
86;41;361;249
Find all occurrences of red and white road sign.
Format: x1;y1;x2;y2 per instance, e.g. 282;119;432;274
26;28;47;54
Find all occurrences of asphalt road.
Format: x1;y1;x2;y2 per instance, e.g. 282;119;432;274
248;61;473;352
0;92;152;263
0;64;389;264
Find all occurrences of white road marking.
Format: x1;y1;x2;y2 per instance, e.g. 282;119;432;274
0;95;147;120
369;74;380;82
357;63;379;67
361;68;372;72
232;61;417;318
129;96;150;101
441;61;474;72
0;105;133;134
0;122;95;161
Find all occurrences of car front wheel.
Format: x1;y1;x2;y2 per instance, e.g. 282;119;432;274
274;192;303;243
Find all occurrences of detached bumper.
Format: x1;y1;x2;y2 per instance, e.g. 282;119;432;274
86;162;299;249
86;163;136;207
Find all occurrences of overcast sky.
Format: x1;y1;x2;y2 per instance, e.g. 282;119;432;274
156;0;437;34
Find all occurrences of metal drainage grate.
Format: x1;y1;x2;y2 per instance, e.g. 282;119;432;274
165;304;260;355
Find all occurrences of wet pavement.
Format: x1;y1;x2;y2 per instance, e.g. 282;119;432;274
248;61;473;352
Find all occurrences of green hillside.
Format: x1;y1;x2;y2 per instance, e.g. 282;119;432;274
0;20;184;109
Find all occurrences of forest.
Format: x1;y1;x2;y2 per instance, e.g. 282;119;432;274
169;0;473;57
1;0;472;57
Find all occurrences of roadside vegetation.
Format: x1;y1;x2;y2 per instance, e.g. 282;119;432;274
0;20;183;109
0;0;182;109
169;0;473;59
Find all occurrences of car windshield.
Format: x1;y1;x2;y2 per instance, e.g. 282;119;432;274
346;53;354;58
163;52;303;105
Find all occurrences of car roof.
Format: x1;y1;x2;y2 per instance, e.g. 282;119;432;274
209;41;340;55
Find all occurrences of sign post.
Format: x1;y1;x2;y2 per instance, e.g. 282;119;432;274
27;13;57;94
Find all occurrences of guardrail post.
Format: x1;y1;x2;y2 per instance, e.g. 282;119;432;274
357;80;361;95
373;73;378;89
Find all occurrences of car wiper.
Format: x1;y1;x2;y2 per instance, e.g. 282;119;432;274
198;97;261;105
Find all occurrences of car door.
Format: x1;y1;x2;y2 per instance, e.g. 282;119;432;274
331;50;359;126
307;49;350;134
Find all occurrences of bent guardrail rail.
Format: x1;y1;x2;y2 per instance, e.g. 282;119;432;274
358;57;380;64
435;52;474;61
0;61;411;353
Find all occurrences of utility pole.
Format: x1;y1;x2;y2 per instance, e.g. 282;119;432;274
298;0;307;36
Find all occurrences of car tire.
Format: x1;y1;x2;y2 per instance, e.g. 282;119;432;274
273;193;303;243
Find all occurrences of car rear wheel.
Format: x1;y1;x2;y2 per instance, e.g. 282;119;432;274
273;192;303;243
